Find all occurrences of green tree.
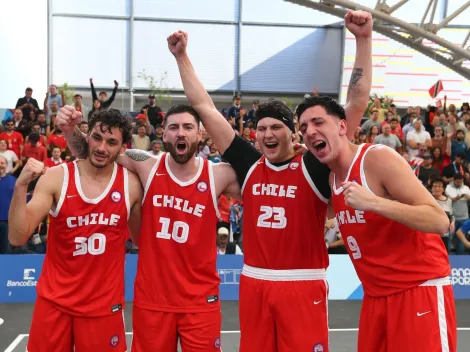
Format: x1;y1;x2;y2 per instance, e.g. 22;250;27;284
137;70;173;106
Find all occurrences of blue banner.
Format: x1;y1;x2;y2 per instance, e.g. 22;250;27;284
1;254;469;303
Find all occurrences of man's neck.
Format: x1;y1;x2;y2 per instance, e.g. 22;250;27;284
383;133;390;137
423;164;432;169
6;130;13;135
328;142;359;181
267;149;296;165
167;153;200;181
0;171;6;177
79;158;115;179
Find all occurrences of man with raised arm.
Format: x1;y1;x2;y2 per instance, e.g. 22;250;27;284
57;104;241;351
169;10;372;352
9;109;143;352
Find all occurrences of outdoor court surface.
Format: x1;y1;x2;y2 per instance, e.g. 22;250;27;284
1;300;470;351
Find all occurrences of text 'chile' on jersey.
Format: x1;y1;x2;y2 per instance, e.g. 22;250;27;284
135;153;221;313
241;154;329;270
37;161;130;316
331;143;450;297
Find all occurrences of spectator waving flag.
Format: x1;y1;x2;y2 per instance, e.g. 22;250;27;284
428;80;444;99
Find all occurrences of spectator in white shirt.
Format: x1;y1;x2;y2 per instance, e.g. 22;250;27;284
445;173;470;253
217;227;242;255
149;140;164;157
0;140;20;174
406;119;432;157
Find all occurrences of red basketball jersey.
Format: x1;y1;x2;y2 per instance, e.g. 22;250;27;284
37;161;130;316
134;153;221;313
241;154;329;270
331;143;451;297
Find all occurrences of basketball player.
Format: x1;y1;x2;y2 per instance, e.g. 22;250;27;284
57;104;241;351
169;9;372;351
8;109;143;352
297;96;456;351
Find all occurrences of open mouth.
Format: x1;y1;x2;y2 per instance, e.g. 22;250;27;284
265;142;278;150
176;141;187;154
313;140;327;152
94;153;107;161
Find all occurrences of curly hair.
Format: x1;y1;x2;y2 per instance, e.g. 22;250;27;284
296;96;346;121
88;109;133;144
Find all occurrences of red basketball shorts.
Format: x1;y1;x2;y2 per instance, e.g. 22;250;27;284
358;277;456;352
239;264;329;352
131;305;222;352
28;295;126;352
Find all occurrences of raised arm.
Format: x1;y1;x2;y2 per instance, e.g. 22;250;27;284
9;159;58;246
343;10;373;140
342;147;449;235
169;31;235;155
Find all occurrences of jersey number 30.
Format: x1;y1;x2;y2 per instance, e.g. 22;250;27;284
257;206;287;229
73;233;106;256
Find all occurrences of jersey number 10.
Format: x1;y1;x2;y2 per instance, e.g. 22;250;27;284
156;217;189;243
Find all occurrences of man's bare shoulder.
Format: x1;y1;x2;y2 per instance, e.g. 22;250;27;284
212;162;236;178
39;162;65;194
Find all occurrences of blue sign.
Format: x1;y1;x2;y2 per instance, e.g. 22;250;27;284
1;254;469;303
449;256;470;299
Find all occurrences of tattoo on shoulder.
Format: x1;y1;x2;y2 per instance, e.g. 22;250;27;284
125;149;151;162
347;68;364;96
71;128;88;159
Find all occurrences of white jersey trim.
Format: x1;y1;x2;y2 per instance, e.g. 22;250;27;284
142;155;162;205
265;159;289;171
301;157;329;204
359;144;382;196
166;153;203;187
241;157;262;195
437;285;450;352
242;264;326;281
74;161;118;204
332;143;366;195
208;161;222;220
123;167;131;219
49;163;68;218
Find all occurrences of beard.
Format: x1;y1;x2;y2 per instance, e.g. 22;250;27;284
165;140;198;165
88;149;119;169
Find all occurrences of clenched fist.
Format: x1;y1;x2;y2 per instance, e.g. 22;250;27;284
57;105;83;134
341;181;377;211
167;30;188;57
345;10;373;38
17;158;45;187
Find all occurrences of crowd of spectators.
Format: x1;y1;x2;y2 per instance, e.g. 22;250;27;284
2;87;470;255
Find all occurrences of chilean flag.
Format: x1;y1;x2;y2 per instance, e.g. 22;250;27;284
429;80;444;99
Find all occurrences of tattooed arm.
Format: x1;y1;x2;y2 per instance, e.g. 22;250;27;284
68;126;89;159
343;10;373;140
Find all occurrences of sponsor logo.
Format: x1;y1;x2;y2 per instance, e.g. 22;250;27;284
451;268;470;286
214;337;221;349
111;191;122;203
110;335;119;347
417;311;431;317
197;181;208;193
289;161;299;170
314;300;323;305
6;269;38;287
313;343;324;352
24;269;35;280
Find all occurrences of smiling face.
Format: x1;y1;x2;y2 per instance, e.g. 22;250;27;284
256;117;294;163
164;112;200;164
299;106;348;164
86;122;126;168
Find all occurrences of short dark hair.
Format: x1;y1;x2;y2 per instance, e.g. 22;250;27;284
88;109;132;144
25;87;32;92
296;96;346;121
255;99;294;123
99;91;107;96
80;121;88;126
74;94;82;99
389;118;398;123
37;110;45;116
32;121;40;127
164;104;201;128
29;132;40;143
5;118;14;125
432;177;444;186
52;145;61;152
454;173;464;180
